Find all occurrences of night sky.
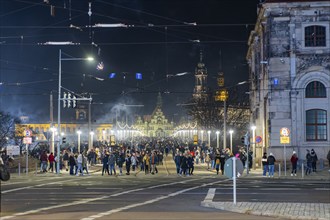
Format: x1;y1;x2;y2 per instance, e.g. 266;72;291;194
0;0;260;123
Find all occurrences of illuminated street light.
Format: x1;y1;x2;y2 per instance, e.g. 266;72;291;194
77;129;82;153
208;130;211;148
90;131;94;149
57;49;94;174
50;126;56;153
216;131;220;149
229;130;234;153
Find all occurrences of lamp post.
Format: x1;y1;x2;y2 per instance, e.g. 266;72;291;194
90;131;94;149
207;130;211;148
216;131;220;149
57;49;93;174
201;130;204;144
102;129;106;143
77;129;82;153
251;125;256;170
229;129;234;153
50;126;56;153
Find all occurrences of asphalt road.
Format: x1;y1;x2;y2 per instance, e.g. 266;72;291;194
1;158;329;220
0;173;286;220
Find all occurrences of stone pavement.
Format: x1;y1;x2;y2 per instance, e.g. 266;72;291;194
197;163;330;220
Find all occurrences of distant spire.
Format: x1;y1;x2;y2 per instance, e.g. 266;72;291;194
199;50;203;63
157;92;162;108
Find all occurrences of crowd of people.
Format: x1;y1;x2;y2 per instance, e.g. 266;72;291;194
31;137;329;177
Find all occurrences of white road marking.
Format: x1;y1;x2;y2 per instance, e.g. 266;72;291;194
81;180;229;220
85;188;122;190
1;177;62;186
0;178;208;220
1;179;79;194
203;188;216;202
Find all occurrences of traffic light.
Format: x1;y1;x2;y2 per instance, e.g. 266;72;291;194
62;137;66;144
72;95;77;108
67;93;72;108
63;92;67;108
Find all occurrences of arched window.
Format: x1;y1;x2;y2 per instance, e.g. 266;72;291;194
305;25;326;47
305;81;326;98
306;109;327;141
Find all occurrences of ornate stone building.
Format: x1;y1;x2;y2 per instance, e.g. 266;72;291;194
134;93;174;138
247;0;330;162
193;51;209;101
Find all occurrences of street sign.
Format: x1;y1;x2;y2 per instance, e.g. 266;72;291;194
255;136;262;144
280;127;290;137
23;137;32;144
25;129;32;137
280;136;290;144
224;157;244;179
6;145;20;156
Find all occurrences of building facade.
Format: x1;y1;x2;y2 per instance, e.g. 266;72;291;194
247;0;330;163
134;93;174;138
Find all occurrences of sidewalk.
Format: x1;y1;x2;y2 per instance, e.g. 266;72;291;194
200;167;330;220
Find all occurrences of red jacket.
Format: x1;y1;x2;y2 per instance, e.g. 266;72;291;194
48;154;55;162
291;155;298;164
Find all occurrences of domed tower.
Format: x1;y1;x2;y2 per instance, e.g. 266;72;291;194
193;50;208;102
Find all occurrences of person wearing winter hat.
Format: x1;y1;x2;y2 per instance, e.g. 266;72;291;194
290;151;298;176
310;149;318;172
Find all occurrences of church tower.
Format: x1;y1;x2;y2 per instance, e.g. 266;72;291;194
193;50;208;101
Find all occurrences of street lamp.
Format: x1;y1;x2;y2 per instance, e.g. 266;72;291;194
251;125;257;170
207;130;211;148
90;131;94;149
229;130;234;153
77;129;82;153
201;130;204;144
57;49;93;174
50;126;56;153
216;131;220;149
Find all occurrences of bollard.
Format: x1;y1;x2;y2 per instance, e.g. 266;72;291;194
302;163;304;179
18;162;21;176
278;163;281;177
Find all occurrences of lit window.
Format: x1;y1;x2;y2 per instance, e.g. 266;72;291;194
305;81;326;98
305;25;326;47
306;109;327;141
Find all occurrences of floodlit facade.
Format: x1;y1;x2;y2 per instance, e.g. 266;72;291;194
247;0;330;164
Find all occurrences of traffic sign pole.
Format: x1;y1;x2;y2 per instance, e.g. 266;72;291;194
233;157;237;205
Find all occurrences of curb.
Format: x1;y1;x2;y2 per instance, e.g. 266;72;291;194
201;201;330;220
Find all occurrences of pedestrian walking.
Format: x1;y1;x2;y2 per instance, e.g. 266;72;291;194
143;153;150;174
310;149;318;172
215;153;221;175
116;152;124;176
108;152;116;175
219;150;226;175
150;151;158;175
262;152;268;177
305;149;312;175
76;153;84;176
48;152;55;172
102;152;110;176
267;152;276;177
290;151;298;176
205;153;210;170
68;153;76;175
125;154;132;175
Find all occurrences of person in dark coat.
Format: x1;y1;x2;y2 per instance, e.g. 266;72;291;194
102;153;109;176
125;154;132;175
68;153;76;175
310;149;318;172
